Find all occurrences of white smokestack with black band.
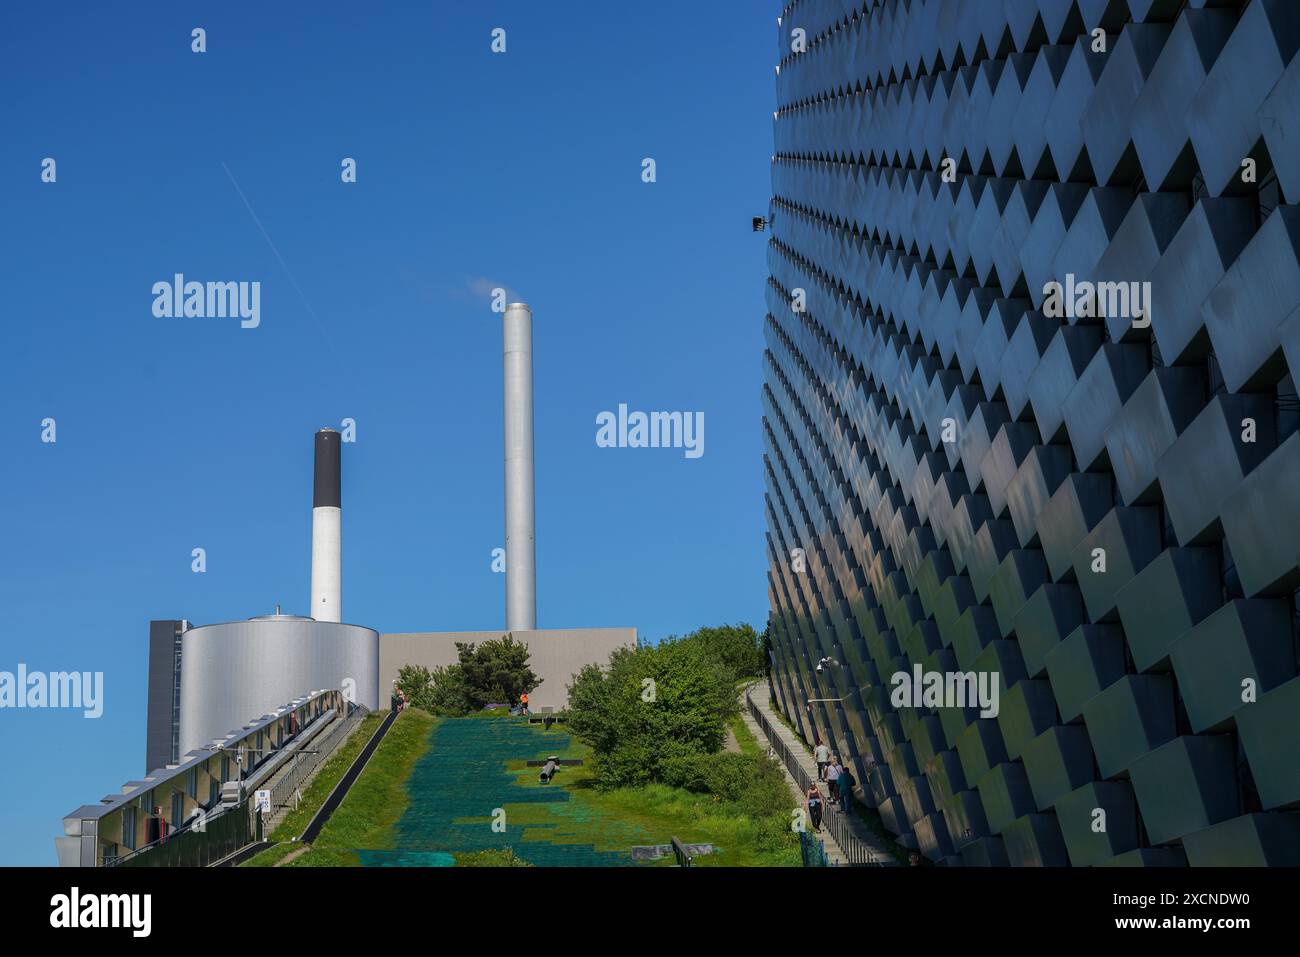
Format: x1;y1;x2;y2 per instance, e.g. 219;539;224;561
311;428;342;623
503;302;536;631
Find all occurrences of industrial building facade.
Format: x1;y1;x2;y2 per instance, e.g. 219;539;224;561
63;297;637;865
764;0;1300;865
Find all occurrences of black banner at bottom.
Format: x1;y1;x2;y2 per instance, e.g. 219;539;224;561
0;864;1288;942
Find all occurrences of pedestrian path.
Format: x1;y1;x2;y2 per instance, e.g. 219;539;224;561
743;684;900;866
737;691;849;865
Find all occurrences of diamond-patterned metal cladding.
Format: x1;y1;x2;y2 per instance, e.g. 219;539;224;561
764;0;1300;866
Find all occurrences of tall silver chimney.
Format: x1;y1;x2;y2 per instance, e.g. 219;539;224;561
503;302;536;630
311;428;342;623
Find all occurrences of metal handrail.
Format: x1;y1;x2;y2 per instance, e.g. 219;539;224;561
670;836;693;868
103;800;243;867
746;691;883;867
268;705;366;815
105;703;365;867
800;829;829;867
106;799;253;868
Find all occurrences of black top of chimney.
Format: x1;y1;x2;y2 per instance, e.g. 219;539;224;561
313;429;341;508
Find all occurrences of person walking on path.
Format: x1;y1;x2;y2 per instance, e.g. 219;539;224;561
824;755;842;800
806;784;824;832
814;740;831;780
837;761;855;813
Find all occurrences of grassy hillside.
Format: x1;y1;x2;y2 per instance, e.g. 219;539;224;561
250;710;797;867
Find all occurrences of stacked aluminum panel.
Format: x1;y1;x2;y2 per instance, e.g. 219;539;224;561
764;0;1300;866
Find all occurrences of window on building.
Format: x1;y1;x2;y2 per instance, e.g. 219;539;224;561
171;791;184;832
186;767;197;799
209;777;220;808
121;806;136;851
170;629;182;765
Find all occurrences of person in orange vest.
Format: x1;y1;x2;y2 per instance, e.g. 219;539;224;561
520;692;529;716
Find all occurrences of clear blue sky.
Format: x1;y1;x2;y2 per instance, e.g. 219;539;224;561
0;1;779;864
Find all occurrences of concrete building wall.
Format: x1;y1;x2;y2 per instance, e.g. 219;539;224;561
144;620;185;774
379;628;636;713
178;617;378;757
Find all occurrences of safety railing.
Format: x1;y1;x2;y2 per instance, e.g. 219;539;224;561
106;703;366;867
110;802;253;868
823;797;881;866
746;691;885;867
748;693;813;792
670;836;693;868
268;704;367;815
800;829;829;867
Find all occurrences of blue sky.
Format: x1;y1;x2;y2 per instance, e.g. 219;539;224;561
0;1;779;864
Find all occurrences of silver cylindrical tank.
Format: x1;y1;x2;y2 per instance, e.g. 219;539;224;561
503;302;537;630
177;616;378;756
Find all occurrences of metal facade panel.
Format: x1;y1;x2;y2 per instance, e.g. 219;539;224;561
178;619;378;756
765;0;1299;865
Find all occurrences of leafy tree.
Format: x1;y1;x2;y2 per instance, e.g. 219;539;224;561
564;622;797;856
394;636;540;716
565;638;736;788
677;623;765;683
395;664;433;710
426;664;474;715
456;634;541;709
395;662;474;716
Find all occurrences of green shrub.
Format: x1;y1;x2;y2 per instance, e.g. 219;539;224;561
397;663;473;716
751;812;795;853
455;848;533;867
426;664;474;715
673;624;766;684
656;750;798;855
737;753;796;819
592;742;658;789
396;635;540;716
566;638;737;788
659;752;746;801
661;751;791;812
657;752;712;793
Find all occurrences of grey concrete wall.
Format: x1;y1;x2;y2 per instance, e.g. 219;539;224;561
145;619;183;773
379;628;636;713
